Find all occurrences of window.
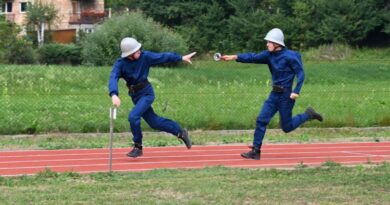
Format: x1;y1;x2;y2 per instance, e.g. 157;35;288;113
6;2;12;13
72;1;79;14
20;2;27;13
84;28;94;33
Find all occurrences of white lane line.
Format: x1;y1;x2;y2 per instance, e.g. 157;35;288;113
342;151;390;158
1;141;388;153
2;159;388;177
1;145;390;158
0;158;245;170
1;149;390;164
0;154;240;164
226;160;389;168
0;155;387;171
78;159;390;173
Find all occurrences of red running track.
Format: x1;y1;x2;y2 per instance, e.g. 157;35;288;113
1;142;389;176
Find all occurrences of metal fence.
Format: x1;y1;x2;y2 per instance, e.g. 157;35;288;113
0;60;389;135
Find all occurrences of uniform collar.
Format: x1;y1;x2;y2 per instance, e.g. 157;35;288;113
270;47;287;54
122;51;143;62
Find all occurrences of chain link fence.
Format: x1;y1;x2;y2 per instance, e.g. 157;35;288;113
0;60;389;135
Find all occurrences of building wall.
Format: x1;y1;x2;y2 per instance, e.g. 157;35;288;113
33;0;71;30
3;0;104;43
4;0;28;26
4;0;104;30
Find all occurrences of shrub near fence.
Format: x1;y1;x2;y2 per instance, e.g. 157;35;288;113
38;43;82;65
0;59;389;134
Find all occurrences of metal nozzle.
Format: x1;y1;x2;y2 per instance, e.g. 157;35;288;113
213;53;222;61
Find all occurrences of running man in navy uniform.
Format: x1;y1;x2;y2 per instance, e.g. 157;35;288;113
108;37;196;158
221;28;323;160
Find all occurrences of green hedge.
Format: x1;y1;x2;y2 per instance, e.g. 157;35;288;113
38;43;82;65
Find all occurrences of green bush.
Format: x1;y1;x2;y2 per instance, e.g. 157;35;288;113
7;38;37;64
0;49;6;63
38;43;82;65
81;12;188;66
0;18;36;64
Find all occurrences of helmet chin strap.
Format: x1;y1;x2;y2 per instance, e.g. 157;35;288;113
270;43;283;52
127;50;141;60
275;45;283;51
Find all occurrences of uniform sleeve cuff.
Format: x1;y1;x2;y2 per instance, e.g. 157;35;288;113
109;91;118;97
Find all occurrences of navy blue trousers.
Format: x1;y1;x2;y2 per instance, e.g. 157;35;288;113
253;90;310;148
128;85;181;144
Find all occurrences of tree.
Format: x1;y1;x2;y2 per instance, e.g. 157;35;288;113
0;19;36;64
25;1;58;47
304;0;385;46
131;0;233;52
104;0;138;11
226;0;282;52
0;18;19;62
106;0;389;51
383;1;390;34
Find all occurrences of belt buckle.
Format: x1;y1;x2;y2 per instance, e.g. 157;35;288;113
129;85;135;93
273;85;284;93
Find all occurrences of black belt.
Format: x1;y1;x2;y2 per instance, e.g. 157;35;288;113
127;80;150;93
272;85;284;93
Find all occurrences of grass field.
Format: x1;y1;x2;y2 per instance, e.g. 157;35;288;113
1;127;390;150
1;53;390;204
1;164;389;204
1;60;389;134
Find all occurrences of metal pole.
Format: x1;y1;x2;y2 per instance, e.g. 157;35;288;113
109;107;116;172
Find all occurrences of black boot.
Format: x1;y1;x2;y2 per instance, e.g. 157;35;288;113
241;146;261;160
178;128;192;149
127;143;143;158
305;107;323;122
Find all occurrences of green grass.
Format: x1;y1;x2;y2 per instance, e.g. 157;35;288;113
0;60;389;134
1;52;389;205
1;127;389;150
1;164;390;204
302;45;390;61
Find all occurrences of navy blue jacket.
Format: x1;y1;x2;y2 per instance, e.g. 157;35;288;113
108;51;182;96
237;48;305;94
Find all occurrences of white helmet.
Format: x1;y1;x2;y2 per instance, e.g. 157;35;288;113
120;37;142;58
264;28;285;47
